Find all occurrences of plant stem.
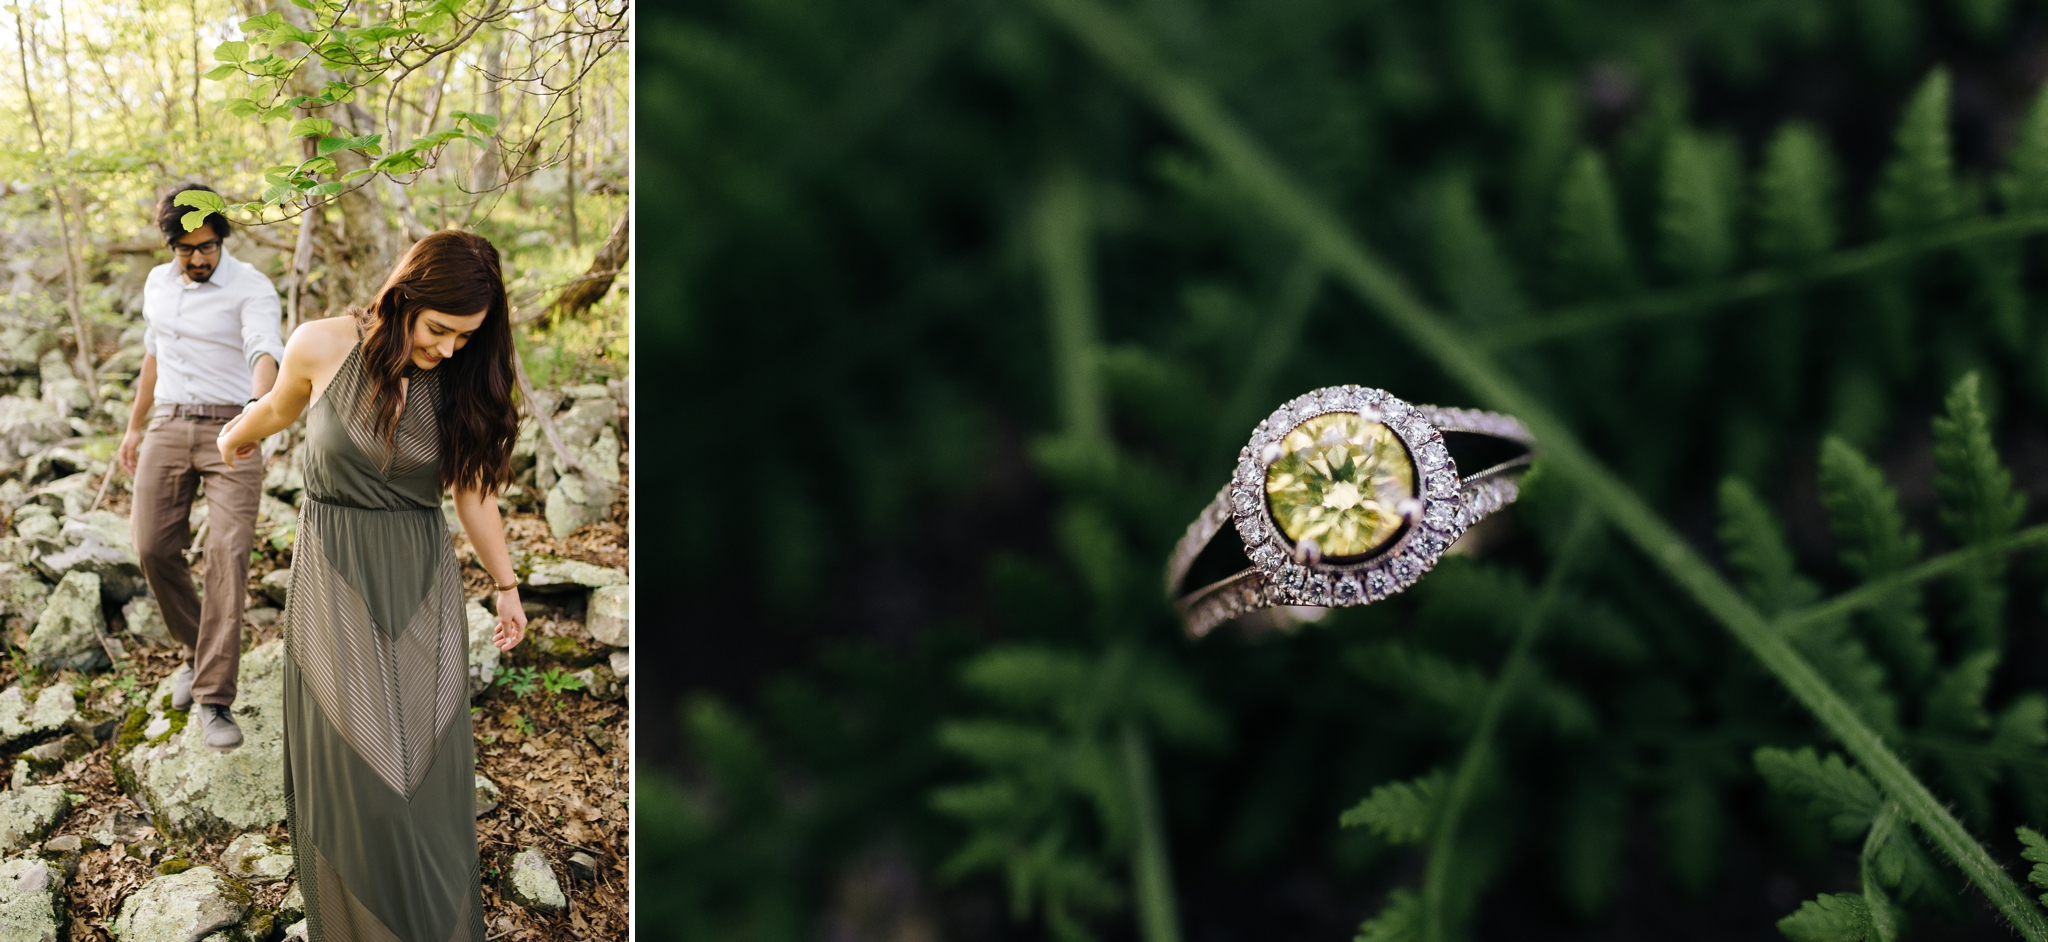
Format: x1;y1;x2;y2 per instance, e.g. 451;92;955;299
1777;522;2048;631
1422;509;1599;942
1480;214;2048;350
1122;721;1183;942
1030;0;2048;935
1863;804;1902;942
1037;164;1108;452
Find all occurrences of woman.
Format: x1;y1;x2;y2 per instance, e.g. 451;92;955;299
219;230;528;942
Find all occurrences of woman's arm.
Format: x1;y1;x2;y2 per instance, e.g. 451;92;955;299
454;486;529;651
218;318;349;468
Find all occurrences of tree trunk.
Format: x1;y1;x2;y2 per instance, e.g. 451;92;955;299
547;209;629;321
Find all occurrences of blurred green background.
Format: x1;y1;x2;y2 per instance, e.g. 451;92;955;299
638;0;2048;938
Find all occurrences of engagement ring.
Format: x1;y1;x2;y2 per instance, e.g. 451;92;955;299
1166;386;1536;637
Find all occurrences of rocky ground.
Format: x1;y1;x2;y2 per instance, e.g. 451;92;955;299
0;319;631;940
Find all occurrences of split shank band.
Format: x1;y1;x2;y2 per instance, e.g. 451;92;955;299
1166;386;1537;638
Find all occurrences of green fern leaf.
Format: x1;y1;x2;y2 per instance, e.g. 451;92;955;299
1659;130;1741;281
2001;82;2048;215
960;646;1096;711
1874;69;1965;236
937;720;1061;768
2017;826;2048;903
1816;437;1934;689
1339;769;1446;844
1756;122;1841;264
1718;477;1820;615
1755;747;1882;839
1932;372;2026;652
1777;893;1875;942
1348;642;1491;728
1513;76;1582;236
1354;888;1422;942
1431;174;1528;328
1925;649;2000;736
1550;148;1637;298
1785;616;1900;738
1555;769;1627;916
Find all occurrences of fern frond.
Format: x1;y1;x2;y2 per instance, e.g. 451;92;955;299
1555;769;1627;916
1784;615;1900;737
1967;237;2027;352
1718;477;1820;615
1817;437;1935;689
1659;130;1741;281
1755;747;1883;839
1354;888;1422;942
1932;372;2026;652
1349;642;1491;728
2017;826;2048;904
1924;649;1999;736
1777;893;1875;942
937;720;1062;769
1432;174;1528;328
1756;121;1840;264
1550;148;1637;298
960;646;1096;712
1874;68;1965;236
2001;82;2048;215
1340;769;1446;845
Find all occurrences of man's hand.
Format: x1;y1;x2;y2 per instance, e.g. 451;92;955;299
118;428;143;475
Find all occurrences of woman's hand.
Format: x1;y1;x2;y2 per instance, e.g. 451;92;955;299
216;414;260;468
493;587;528;651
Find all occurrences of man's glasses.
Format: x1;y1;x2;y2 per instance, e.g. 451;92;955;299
171;240;222;258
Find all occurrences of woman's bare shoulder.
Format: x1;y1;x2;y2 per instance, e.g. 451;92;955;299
284;315;359;369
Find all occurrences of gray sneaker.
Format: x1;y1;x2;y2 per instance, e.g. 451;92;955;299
199;705;242;751
170;665;194;711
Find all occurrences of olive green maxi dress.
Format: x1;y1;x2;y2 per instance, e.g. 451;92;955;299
281;338;485;942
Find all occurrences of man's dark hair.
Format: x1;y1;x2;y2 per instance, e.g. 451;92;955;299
155;183;232;244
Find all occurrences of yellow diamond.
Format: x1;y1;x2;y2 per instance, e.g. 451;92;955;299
1264;412;1415;558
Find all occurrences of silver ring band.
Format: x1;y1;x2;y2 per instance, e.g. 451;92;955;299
1166;387;1535;638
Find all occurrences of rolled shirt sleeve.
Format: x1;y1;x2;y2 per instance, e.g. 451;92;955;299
240;279;285;370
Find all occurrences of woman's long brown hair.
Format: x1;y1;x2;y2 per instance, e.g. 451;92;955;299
352;230;519;493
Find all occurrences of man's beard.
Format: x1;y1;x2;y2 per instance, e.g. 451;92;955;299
185;265;213;283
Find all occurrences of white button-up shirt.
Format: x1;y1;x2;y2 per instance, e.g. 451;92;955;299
141;248;286;406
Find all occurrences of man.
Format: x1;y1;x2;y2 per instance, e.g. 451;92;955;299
117;183;284;752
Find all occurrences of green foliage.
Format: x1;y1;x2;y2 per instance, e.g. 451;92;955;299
1777;893;1874;942
1338;770;1444;845
1817;437;1933;690
1550;149;1637;298
1755;747;1880;839
1874;69;1965;236
496;666;538;699
1353;889;1421;942
539;667;586;699
1755;122;1840;264
2019;826;2048;905
1658;131;1741;281
1933;373;2027;652
2001;85;2048;215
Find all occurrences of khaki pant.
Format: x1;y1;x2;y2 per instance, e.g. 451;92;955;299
130;410;264;706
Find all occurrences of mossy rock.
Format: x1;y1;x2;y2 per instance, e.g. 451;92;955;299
517;635;602;668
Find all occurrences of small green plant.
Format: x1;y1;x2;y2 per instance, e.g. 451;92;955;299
540;667;586;698
497;666;539;699
510;714;535;737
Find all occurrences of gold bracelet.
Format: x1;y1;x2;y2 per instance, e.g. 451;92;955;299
494;580;517;592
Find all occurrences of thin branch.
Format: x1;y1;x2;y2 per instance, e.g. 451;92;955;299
510;347;619;495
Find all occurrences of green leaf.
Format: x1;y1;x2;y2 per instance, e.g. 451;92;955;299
1354;889;1421;942
1755;122;1840;263
937;720;1059;768
224;98;261;118
1777;893;1875;942
1925;649;1999;736
1816;437;1934;690
202;64;240;81
1874;68;1965;236
1658;130;1740;281
240;11;284;31
1550;148;1636;298
451;109;499;133
1755;747;1881;839
173;189;227;214
1717;477;1818;615
1932;372;2025;652
212;40;249;63
2018;826;2048;903
2000;82;2048;215
300;156;337;175
1430;174;1526;328
288;118;334;138
1338;769;1444;844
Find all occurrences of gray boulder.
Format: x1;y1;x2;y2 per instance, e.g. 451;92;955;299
466;601;499;697
0;788;68;855
123;596;173;648
543;470;613;540
0;685;78;753
282;919;306;940
25;572;108;672
505;846;566;911
8;508;54;542
218;833;293;884
110;866;252;942
36;351;88;416
570;665;623;702
118;641;286;841
523;558;626;593
0;398;65;467
608;648;629;681
258;570;291;608
0;856;65;941
34;514;144;602
475;774;500;817
587;584;628;647
277;881;302;924
32;474;95;520
0;564;49;629
262;455;302;504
